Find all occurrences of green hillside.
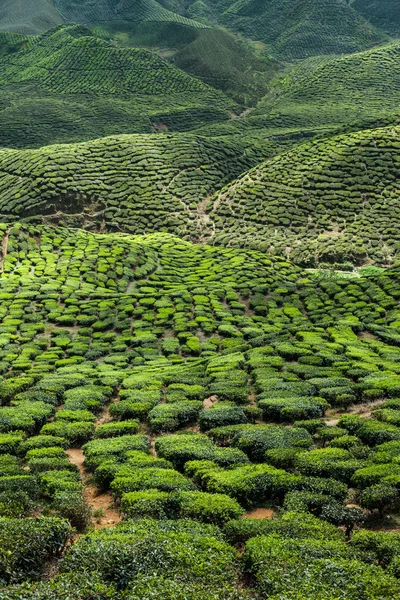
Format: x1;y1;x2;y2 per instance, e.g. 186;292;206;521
254;42;400;133
55;0;206;28
354;0;400;36
2;125;400;268
0;25;236;147
98;23;280;105
1;0;400;597
206;125;400;266
176;0;388;59
0;132;258;236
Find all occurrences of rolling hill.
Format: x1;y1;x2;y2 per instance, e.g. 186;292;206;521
206;125;400;266
174;0;388;59
1;125;400;268
0;0;205;35
0;132;259;237
0;25;236;147
254;41;400;133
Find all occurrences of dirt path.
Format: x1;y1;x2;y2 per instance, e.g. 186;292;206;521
325;399;386;425
66;448;121;529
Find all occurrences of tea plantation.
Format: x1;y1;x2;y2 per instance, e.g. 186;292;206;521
0;25;236;148
2;124;400;267
208;125;400;266
0;223;399;596
0;0;400;598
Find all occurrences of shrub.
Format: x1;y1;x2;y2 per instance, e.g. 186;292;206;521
199;404;248;431
358;484;399;514
0;476;38;498
18;435;68;455
40;470;81;497
258;396;329;422
352;463;400;488
350;530;400;568
60;519;239;594
120;490;174;520
55;410;96;423
83;435;150;470
40;421;95;446
224;511;342;546
243;533;400;598
111;468;195;498
0;432;24;455
185;460;300;505
209;425;312;462
155;435;215;470
148;401;202;433
52;491;92;532
178;491;244;526
94;420;140;438
27;456;77;474
0;517;72;584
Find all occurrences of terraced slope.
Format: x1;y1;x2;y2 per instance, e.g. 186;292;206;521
0;25;236;147
354;0;400;36
172;28;278;105
2;125;400;268
101;23;280;106
255;42;400;133
0;0;65;35
0;0;205;35
0;132;258;237
55;0;206;28
206;125;400;266
179;0;387;59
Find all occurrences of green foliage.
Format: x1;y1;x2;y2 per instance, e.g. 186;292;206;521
120;489;243;525
0;517;72;584
243;533;400;598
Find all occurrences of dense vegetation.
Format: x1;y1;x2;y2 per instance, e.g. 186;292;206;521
0;0;400;598
0;25;235;147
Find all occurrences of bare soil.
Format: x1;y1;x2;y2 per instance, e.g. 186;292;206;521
203;395;218;408
243;508;275;519
66;448;121;530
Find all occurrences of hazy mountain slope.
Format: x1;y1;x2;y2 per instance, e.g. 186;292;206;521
0;25;236;147
353;0;400;36
174;0;387;59
0;132;258;237
54;0;206;28
206;125;400;266
0;0;205;35
171;28;279;105
0;0;65;34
